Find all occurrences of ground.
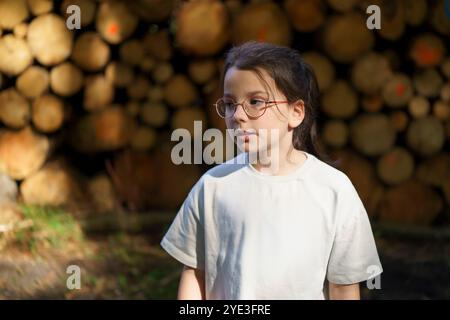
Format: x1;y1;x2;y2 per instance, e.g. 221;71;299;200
1;205;449;299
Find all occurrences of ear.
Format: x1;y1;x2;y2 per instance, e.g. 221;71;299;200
288;99;305;129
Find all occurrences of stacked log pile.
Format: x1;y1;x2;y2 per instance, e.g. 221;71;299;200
0;0;448;227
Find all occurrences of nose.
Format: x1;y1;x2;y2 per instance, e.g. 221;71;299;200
233;103;248;122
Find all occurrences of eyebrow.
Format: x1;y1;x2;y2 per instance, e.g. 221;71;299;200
224;90;268;98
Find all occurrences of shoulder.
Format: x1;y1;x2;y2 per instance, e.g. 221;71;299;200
202;152;248;180
186;152;248;194
307;154;355;193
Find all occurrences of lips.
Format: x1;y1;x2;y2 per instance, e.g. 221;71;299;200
235;129;256;137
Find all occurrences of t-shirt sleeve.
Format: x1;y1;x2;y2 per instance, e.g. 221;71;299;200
326;176;383;284
160;178;205;270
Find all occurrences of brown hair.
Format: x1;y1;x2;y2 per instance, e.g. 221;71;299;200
219;41;330;162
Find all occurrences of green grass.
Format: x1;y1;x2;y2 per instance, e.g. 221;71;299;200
16;204;84;252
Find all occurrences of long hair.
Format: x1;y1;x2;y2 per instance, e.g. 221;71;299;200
219;41;330;163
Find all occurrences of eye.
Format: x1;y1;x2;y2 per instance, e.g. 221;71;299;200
249;98;265;107
222;98;235;107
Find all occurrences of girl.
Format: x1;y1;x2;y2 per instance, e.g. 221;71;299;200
161;41;383;300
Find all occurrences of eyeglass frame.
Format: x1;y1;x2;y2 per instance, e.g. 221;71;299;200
214;97;290;119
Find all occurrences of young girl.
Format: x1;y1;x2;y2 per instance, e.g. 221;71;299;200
160;41;383;300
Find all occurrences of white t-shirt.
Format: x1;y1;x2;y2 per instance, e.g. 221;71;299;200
160;151;383;300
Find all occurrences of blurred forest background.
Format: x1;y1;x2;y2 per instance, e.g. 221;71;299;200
0;0;449;299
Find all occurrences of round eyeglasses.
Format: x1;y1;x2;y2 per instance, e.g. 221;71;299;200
214;97;289;119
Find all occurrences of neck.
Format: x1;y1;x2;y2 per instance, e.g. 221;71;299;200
250;141;307;176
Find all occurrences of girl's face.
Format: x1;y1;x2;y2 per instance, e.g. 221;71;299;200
223;66;304;155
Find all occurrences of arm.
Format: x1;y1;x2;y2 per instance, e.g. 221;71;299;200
328;282;360;300
177;265;206;300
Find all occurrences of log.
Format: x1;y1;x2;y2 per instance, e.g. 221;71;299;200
27;14;73;66
147;85;164;102
377;147;414;185
163;74;198;109
120;39;145;66
322;120;348;148
284;0;325;32
389;110;409;132
350;113;396;156
326;0;358;12
446;120;450;141
232;0;291;46
188;59;217;85
410;33;446;67
361;95;383;113
0;126;49;180
330;149;383;218
139;56;156;73
0;88;30;129
86;174;118;213
71;32;110;72
442;58;450;80
128;0;174;23
172;107;207;137
130;126;157;151
351;52;392;94
416;153;450;188
127;76;151;100
61;0;96;27
321;80;358;119
382;73;414;108
148;144;203;210
406;116;445;156
381;49;401;70
152;62;174;84
70;106;134;153
96;1;138;44
0;35;32;76
205;81;228;132
20;159;85;207
27;0;53;15
50;62;84;97
105;62;134;88
16;66;49;99
378;180;443;226
441;82;450;102
203;78;219;96
413;68;443;97
13;22;28;38
125;101;140;117
32;94;64;133
431;0;450;36
223;0;244;19
433;100;449;121
301;52;335;92
139;101;169;128
176;0;230;55
322;12;374;63
408;96;430;119
83;75;114;112
0;0;29;30
404;0;427;26
143;29;173;61
374;0;405;41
